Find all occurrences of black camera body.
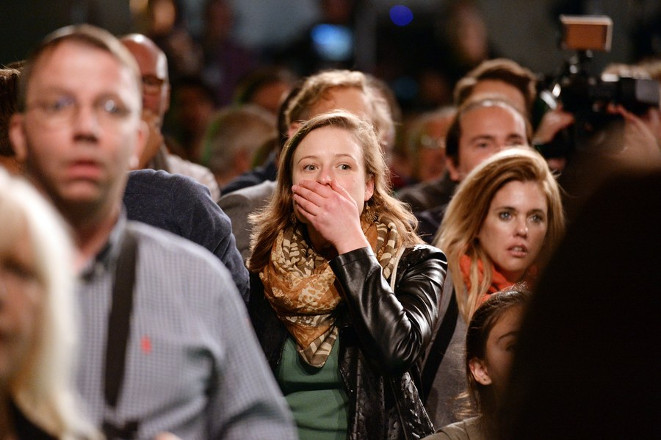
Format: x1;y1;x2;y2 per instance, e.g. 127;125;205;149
537;16;660;156
559;68;659;117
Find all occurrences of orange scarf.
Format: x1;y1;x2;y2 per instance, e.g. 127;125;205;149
459;255;515;306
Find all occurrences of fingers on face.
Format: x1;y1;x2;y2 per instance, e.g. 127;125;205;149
296;179;333;194
293;183;325;207
329;179;352;199
293;193;317;217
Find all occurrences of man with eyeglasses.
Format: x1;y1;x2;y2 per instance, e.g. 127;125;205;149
120;34;220;201
9;24;295;440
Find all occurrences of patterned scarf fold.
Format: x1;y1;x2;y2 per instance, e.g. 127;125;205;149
260;219;401;367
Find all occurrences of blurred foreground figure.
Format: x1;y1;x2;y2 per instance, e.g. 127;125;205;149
9;24;295;439
501;168;661;440
0;170;98;439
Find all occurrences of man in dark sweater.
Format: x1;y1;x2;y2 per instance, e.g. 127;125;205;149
124;169;249;301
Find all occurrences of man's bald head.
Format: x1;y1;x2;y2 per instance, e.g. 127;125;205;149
120;34;170;121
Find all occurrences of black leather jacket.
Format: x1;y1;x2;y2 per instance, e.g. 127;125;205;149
249;244;447;439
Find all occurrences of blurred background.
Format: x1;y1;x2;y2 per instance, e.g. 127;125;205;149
1;0;659;113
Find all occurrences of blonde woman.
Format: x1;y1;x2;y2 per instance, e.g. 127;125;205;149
247;111;447;439
436;148;564;322
423;149;564;427
0;170;98;439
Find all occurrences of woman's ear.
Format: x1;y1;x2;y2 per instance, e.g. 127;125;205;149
364;175;375;201
469;357;492;386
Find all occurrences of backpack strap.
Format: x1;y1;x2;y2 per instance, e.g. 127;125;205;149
102;229;139;439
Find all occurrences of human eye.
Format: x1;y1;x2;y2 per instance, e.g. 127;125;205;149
498;210;512;220
142;75;160;87
97;97;130;118
506;136;526;146
338;163;352;171
302;163;317;172
507;336;519;352
530;213;546;224
41;95;75;114
2;259;39;284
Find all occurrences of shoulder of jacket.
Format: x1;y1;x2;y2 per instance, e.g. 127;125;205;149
400;244;447;264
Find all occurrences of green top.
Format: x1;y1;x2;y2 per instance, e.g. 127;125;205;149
276;336;349;440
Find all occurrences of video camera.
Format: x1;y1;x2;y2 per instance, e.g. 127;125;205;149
536;15;660;156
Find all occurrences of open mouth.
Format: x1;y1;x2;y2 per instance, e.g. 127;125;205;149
508;245;528;257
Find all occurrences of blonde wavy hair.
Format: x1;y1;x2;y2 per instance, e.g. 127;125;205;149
435;149;564;321
248;111;421;272
0;170;99;439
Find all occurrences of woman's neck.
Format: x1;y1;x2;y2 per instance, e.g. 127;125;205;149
304;226;337;260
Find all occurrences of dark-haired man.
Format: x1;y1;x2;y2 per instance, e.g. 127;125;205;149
414;97;531;243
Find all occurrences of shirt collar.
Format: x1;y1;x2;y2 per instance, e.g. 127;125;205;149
79;210;127;281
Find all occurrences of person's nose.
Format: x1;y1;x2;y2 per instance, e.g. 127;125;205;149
315;166;333;185
72;102;101;135
515;218;528;237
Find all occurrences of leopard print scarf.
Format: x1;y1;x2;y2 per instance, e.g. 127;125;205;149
259;219;401;367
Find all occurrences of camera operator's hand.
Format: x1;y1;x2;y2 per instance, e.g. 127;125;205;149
533;107;575;145
607;104;661;168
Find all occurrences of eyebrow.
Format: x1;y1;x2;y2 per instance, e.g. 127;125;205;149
492;206;547;214
297;153;357;162
32;87;127;101
467;134;496;143
515;208;549;217
32;86;71;96
497;330;519;342
493;205;517;211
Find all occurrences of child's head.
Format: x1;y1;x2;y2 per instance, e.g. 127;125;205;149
465;285;530;415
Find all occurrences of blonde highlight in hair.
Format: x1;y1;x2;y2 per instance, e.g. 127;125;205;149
435;149;564;321
247;111;421;273
0;170;99;439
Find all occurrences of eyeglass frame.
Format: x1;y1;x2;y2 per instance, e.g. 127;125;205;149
24;94;137;127
419;134;446;150
141;74;167;95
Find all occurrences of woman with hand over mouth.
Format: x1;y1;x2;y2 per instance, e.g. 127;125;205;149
247;111;447;440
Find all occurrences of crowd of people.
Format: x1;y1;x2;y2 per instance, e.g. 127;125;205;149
1;3;660;439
